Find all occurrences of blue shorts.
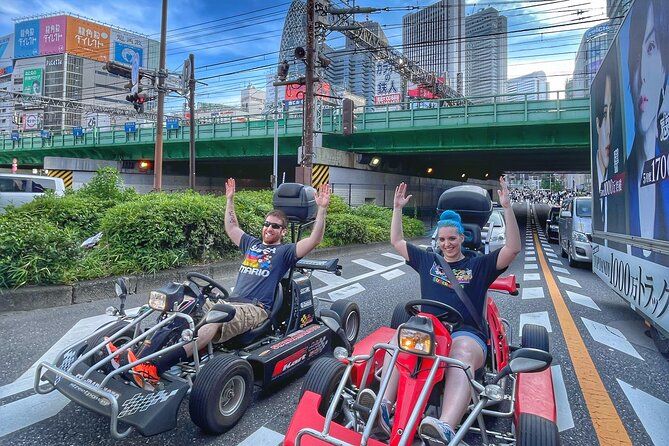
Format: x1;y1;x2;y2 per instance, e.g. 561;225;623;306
451;330;488;358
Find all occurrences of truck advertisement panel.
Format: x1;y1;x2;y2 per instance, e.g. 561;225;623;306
110;29;147;67
591;0;669;333
65;16;110;62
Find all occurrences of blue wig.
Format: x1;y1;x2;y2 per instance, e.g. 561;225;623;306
437;210;464;234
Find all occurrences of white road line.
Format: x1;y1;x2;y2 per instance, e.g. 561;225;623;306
551;365;575;432
352;258;386;271
548;258;562;265
328;283;366;301
525;256;537;262
312;270;348;287
618;379;669;446
236;426;284;446
524;264;538;270
313;261;405;296
523;273;541;281
526;250;536;254
546;252;558;258
0;392;70;438
381;269;405;281
566;291;601;311
557;276;581;288
519;312;553;335
553;266;570;275
522;287;545;300
382;252;405;261
581;317;643;360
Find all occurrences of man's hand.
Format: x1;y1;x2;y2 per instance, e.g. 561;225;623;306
315;183;331;209
394;182;412;209
498;176;511;209
225;178;236;200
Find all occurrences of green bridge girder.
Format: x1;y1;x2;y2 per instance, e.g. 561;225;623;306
0;98;590;166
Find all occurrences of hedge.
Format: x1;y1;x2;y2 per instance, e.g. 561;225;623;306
0;170;425;288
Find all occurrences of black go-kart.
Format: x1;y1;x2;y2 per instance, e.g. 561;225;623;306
33;183;361;439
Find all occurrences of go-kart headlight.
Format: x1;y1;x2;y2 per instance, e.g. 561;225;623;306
572;231;588;243
398;317;435;356
149;291;168;311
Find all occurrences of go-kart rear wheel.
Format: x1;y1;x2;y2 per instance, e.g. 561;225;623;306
330;299;360;345
521;324;549;353
83;320;135;368
390;302;411;329
189;354;253;434
301;357;347;417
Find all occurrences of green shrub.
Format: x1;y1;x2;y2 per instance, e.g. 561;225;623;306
77;166;136;203
0;214;80;288
328;194;350;214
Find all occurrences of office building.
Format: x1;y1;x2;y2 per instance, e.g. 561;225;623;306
607;0;633;26
402;0;466;94
570;22;616;99
506;71;549;101
465;7;507;102
241;84;266;115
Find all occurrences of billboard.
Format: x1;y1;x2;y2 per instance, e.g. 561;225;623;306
374;61;402;105
40;15;67;55
284;82;331;107
407;77;445;100
15;20;40;58
22;68;43;95
65;16;110;62
0;33;14;76
591;0;669;329
110;29;147;67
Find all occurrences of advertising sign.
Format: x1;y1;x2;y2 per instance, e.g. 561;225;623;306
66;16;110;62
15;20;40;59
22;68;43;95
374;61;402;106
110;29;147;67
284;82;330;107
23;112;40;131
40;15;67;55
0;33;14;76
83;112;111;130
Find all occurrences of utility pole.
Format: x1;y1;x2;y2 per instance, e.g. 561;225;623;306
296;0;316;186
273;82;279;190
153;0;168;191
188;53;196;190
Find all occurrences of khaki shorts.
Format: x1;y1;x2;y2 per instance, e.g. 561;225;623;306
203;299;269;344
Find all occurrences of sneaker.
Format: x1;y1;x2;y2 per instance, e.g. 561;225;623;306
125;350;159;390
356;388;392;436
419;417;456;445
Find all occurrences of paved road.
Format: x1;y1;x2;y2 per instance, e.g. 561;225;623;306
1;203;667;445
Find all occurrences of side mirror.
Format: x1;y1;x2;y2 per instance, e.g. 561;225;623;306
204;303;237;324
115;277;129;297
494;348;552;383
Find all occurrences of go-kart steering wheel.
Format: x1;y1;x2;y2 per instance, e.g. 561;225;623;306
186;272;230;300
404;299;464;330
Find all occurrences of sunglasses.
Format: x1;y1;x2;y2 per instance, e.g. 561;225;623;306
263;221;285;230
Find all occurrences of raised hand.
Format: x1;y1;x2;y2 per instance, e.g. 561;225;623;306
315;183;331;208
394;182;412;209
498;175;511;208
225;178;236;200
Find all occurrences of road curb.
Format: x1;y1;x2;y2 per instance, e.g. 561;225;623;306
0;239;422;313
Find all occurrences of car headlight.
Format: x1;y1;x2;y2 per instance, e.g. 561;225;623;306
572;231;588;243
149;291;168;311
398;316;435;356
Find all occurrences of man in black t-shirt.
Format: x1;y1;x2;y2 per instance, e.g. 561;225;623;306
358;178;520;444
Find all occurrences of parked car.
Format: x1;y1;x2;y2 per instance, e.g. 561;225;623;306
482;209;506;252
545;206;560;243
558;197;592;267
0;173;65;213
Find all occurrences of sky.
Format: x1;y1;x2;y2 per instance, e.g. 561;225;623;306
0;0;609;108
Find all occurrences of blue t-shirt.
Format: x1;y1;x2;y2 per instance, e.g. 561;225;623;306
406;243;505;342
231;234;299;309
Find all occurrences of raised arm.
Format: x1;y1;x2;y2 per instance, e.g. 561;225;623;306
296;184;330;258
496;176;521;270
391;182;412;261
224;178;245;247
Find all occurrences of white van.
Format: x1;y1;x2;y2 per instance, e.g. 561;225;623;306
0;173;65;213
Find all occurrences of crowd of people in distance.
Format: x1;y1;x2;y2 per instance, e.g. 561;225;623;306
509;187;589;206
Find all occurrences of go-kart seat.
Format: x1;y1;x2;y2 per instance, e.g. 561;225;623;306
223;285;284;348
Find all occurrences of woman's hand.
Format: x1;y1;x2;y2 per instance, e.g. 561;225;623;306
498;176;511;209
394;182;412;209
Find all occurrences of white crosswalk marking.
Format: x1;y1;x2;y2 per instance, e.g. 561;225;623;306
328;283;366;301
618;379;669;446
523;273;541;281
546;252;558;258
352;258;385;271
312;270;347;286
236;427;284;446
525;256;537;262
548;258;562;265
522;287;545;300
553;266;570;274
382;252;405;261
581;317;643;360
557;276;581;288
381;269;405;280
519;312;552;335
551;365;575;432
524;264;538;270
566;291;600;311
0;393;70;438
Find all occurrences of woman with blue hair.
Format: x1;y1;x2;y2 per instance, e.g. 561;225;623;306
358;177;521;445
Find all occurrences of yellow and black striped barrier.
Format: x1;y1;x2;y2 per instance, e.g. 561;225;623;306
312;164;329;189
48;170;73;189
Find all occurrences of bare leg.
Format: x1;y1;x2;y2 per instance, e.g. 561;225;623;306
184;323;222;356
380;335;400;403
439;336;485;428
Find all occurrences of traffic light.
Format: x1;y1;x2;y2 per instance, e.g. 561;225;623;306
125;92;148;113
342;98;355;136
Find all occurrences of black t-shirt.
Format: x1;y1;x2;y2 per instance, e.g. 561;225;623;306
406;243;505;342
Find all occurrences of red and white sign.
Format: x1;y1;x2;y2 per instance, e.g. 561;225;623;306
23;112;40;131
374;93;402;105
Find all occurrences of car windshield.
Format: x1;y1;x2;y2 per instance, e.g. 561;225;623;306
488;211;504;227
575;200;591;217
550;210;559;223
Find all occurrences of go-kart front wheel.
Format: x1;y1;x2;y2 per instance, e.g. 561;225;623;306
189;354;253;434
390;302;410;329
301;357;347;417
